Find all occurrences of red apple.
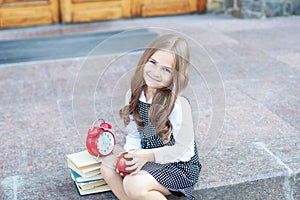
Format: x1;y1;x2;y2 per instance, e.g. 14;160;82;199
116;152;133;175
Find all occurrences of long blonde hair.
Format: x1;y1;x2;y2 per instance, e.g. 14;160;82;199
120;34;190;142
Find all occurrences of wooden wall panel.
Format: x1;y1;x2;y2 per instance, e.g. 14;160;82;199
0;0;206;28
1;0;47;4
133;0;198;17
60;0;131;23
0;0;59;28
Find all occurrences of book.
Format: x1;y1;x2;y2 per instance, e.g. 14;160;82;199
78;180;107;191
71;169;104;184
71;172;107;190
67;159;101;178
74;180;111;195
66;150;102;168
66;150;102;178
66;150;111;195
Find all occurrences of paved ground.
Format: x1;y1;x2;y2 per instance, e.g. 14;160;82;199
0;14;299;199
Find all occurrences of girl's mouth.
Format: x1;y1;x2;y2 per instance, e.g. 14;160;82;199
147;73;160;82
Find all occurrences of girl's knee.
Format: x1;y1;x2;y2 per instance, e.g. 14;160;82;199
123;175;147;199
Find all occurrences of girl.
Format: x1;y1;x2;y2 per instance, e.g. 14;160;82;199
101;34;201;200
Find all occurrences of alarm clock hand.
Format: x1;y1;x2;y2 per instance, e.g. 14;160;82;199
103;137;109;146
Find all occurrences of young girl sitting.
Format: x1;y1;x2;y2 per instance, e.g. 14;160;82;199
101;34;201;200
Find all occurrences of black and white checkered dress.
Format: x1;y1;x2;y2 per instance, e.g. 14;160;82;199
138;101;201;200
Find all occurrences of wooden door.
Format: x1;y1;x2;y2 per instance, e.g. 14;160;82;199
0;0;59;28
0;0;205;28
132;0;198;17
60;0;131;23
198;0;206;13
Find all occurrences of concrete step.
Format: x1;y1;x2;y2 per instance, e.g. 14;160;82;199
1;14;299;200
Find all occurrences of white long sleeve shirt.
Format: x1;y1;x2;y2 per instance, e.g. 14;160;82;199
124;90;195;164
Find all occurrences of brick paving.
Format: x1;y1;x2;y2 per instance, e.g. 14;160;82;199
0;14;299;199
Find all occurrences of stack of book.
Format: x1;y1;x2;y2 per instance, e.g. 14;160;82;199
66;150;111;195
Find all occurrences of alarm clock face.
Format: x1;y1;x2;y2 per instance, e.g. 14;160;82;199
97;131;115;156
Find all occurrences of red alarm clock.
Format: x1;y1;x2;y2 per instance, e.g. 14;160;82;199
86;119;116;157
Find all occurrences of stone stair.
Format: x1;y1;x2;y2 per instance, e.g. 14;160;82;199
1;14;299;200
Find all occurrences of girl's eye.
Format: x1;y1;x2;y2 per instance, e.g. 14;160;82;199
163;67;172;73
148;59;156;64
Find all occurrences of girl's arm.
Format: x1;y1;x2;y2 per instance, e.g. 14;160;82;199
153;96;195;164
123;89;141;151
124;117;142;151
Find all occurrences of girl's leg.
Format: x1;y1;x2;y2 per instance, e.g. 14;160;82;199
123;170;172;200
100;154;130;200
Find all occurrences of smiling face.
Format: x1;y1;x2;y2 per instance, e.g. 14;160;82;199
143;50;174;95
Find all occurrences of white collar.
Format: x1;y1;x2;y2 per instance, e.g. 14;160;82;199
139;90;152;104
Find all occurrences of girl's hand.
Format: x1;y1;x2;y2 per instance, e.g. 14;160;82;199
124;149;155;175
115;151;129;176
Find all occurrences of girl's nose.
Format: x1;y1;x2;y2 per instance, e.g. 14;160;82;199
152;66;161;78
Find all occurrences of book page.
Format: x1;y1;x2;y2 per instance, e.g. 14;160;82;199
66;150;102;168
